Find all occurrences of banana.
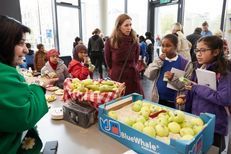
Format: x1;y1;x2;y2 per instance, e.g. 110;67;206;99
99;85;116;92
101;80;114;86
82;79;93;86
85;84;99;91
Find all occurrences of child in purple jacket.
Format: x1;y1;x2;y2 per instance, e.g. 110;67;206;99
184;36;231;153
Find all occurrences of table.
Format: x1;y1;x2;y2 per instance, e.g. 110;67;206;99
30;76;223;154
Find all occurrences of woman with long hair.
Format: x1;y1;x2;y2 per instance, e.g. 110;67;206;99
104;14;143;96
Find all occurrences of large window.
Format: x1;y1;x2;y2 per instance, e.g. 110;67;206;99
107;0;125;36
155;5;178;38
127;0;148;36
81;0;100;43
20;0;54;51
184;0;223;36
56;5;80;56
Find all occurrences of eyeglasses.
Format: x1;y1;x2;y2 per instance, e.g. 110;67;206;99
194;48;212;54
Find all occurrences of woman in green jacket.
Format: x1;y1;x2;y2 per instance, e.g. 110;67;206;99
0;15;57;154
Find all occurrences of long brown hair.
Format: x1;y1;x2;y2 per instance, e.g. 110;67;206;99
109;14;138;48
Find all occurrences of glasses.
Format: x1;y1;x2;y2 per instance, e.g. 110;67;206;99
194;48;212;54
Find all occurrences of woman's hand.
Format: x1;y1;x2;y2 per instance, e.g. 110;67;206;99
40;78;59;88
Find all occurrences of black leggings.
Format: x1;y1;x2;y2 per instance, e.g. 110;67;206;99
90;52;103;74
213;133;226;153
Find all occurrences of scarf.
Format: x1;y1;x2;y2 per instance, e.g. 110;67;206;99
49;60;58;71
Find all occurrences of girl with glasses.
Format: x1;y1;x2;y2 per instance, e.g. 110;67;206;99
184;35;231;153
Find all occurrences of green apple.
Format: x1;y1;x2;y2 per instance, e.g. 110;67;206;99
124;117;136;126
181;120;193;128
134;100;143;106
158;112;170;119
142;102;151;107
108;111;118;119
191;118;204;126
193;125;204;135
173;110;185;123
150;105;162;113
148;119;158;128
168;111;175;122
149;105;156;113
157;117;168;126
143;126;156;137
108;111;118;120
136;116;146;124
168;122;181;134
181;134;194;140
155;124;169;137
140;107;151;120
154;106;163;112
132;103;142;112
180;127;194;136
144;121;149;127
132;122;144;132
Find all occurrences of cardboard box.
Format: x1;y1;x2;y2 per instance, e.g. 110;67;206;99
98;93;215;154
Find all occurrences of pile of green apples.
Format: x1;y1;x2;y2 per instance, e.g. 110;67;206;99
70;78;119;93
108;100;205;143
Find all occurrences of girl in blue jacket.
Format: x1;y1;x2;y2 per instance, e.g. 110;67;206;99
184;36;231;153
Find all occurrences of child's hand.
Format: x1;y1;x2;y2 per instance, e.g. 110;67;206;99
83;56;89;64
41;78;59;88
159;53;166;61
176;94;186;105
185;84;192;90
164;71;174;81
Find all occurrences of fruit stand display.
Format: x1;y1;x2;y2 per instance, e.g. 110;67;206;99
63;78;125;108
98;93;215;154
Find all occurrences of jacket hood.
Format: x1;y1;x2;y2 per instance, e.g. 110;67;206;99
92;35;100;40
27;49;34;55
68;59;81;72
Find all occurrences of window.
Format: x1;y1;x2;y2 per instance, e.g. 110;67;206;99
155;5;178;38
56;5;80;56
81;0;100;43
107;0;125;36
20;0;54;51
127;0;148;36
184;0;223;36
